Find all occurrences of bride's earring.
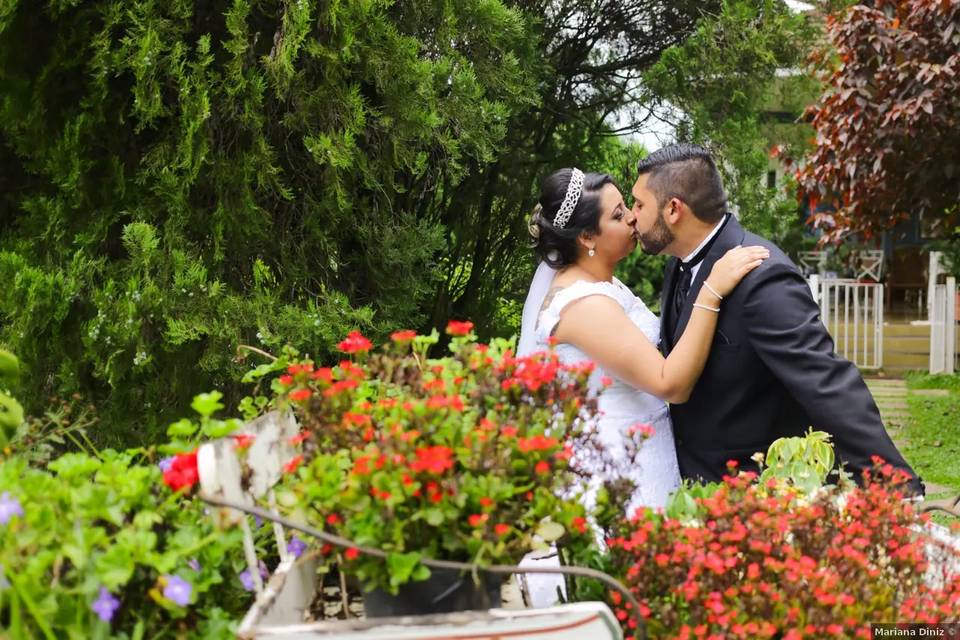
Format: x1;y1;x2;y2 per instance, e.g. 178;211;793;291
588;248;596;257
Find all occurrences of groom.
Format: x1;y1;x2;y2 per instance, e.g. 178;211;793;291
631;143;923;495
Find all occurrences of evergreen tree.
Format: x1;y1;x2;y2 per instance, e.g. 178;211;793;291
0;0;534;443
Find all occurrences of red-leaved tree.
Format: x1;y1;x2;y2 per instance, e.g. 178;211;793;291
796;0;960;241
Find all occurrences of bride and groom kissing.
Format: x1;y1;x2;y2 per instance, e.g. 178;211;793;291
517;143;923;513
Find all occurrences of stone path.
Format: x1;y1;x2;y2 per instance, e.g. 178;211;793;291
865;378;953;496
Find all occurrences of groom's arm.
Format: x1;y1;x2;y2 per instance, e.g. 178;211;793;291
740;262;923;495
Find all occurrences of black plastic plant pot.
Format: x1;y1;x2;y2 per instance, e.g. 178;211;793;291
363;568;503;617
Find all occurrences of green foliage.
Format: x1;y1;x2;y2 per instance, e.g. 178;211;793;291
663;429;838;523
759;429;837;493
902;382;960;493
0;450;248;638
6;395;101;467
0;0;733;447
0;348;22;447
645;0;819;248
0;0;534;446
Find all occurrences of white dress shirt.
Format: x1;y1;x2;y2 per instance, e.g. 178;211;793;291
683;214;729;281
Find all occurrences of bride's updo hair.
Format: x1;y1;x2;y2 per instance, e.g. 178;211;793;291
530;168;616;268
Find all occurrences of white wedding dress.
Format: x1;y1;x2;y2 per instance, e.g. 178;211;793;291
516;276;682;607
535;277;682;513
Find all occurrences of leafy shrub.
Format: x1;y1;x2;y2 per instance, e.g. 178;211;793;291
0;450;249;638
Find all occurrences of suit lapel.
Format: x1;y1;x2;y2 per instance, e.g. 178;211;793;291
673;217;747;340
660;256;679;354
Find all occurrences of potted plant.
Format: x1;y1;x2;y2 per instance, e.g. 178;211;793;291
260;322;600;617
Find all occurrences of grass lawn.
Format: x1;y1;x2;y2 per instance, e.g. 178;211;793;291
902;372;960;496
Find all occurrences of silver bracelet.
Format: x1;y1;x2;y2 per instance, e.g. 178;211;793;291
692;303;720;313
702;281;723;300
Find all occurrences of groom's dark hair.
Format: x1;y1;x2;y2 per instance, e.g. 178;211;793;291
636;144;727;223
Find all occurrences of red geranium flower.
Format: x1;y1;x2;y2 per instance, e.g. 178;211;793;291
571;516;588;534
289;388;312;402
518;435;559;452
233;434;255;451
163;451;199;493
310;367;334;382
409;446;455;474
337;330;373;353
495;523;510;536
391;330;417;343
468;513;489;527
283;455;304;474
445;320;474;336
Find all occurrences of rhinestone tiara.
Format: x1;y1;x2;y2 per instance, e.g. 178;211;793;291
553;168;584;229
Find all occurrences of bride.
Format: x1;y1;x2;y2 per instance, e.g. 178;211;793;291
513;167;767;607
517;167;769;513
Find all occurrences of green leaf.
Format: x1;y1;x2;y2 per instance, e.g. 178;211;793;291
201;418;242;440
386;551;422;586
241;363;278;383
411;564;431;582
425;508;444;526
48;453;101;478
166;418;198;439
191;391;225;418
0;349;19;381
536;520;565;542
133;510;163;530
94;544;135;589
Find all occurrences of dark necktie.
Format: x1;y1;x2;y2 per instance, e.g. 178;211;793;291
673;262;695;322
672;215;730;325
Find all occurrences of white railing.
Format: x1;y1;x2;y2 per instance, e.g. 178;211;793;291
930;276;957;374
811;278;884;369
928;251;945;322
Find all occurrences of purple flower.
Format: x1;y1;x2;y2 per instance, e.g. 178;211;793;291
238;560;270;592
162;575;192;607
91;587;120;622
0;493;23;525
287;536;307;559
158;457;175;472
253;514;263;528
187;558;201;572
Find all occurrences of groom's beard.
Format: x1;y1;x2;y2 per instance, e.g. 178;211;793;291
638;212;675;256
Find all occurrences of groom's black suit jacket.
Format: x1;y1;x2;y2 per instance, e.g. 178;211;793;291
660;216;922;494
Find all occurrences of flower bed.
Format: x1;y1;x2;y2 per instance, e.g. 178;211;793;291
604;462;960;639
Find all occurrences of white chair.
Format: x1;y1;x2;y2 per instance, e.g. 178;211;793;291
855;249;885;282
798;250;828;275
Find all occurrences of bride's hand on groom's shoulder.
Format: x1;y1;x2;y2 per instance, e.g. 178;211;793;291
705;245;770;298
